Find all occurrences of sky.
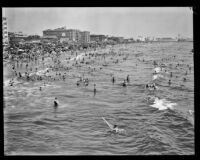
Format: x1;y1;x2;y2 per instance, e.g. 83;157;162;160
3;7;193;39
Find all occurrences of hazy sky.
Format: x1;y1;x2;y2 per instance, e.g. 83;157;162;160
3;7;193;38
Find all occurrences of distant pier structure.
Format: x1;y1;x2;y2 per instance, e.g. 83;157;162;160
177;34;193;42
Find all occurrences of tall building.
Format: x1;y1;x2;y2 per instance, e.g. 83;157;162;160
43;27;90;43
80;31;90;43
43;27;67;39
65;29;81;42
2;17;9;46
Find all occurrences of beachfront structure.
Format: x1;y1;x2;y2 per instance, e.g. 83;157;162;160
156;37;177;42
177;38;193;42
2;17;9;46
177;34;193;42
60;37;70;43
116;37;124;43
107;36;124;43
8;32;28;43
80;31;90;43
43;27;90;43
65;29;81;42
43;27;67;39
137;36;146;42
90;34;107;42
123;38;135;43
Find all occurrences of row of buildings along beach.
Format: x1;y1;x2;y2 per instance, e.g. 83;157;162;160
3;17;193;48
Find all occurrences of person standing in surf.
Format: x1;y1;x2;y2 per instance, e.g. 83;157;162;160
54;97;59;108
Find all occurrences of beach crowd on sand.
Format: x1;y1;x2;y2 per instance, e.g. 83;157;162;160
3;40;194;131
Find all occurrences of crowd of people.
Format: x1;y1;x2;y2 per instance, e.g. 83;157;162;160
4;40;194;129
142;53;193;115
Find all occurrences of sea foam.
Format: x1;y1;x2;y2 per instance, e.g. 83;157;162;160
150;97;177;110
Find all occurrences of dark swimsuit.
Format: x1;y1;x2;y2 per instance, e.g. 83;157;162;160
122;82;126;87
54;101;58;107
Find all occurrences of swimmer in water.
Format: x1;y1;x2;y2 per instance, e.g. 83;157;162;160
113;124;126;133
9;79;14;86
113;125;119;131
122;80;127;87
168;79;171;85
85;81;89;86
94;84;96;95
146;83;157;90
170;72;173;77
76;79;80;86
15;71;18;76
152;83;157;90
54;97;59;108
127;75;130;83
102;117;126;134
112;76;115;84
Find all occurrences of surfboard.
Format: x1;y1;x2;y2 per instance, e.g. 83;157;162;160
102;117;114;130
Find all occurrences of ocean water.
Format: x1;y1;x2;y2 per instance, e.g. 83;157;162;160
4;42;194;155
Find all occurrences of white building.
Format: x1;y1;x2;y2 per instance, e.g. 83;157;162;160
137;36;145;42
2;17;9;46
